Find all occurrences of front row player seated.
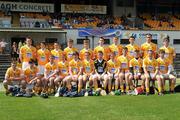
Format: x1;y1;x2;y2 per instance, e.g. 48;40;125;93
129;50;145;88
117;47;131;93
82;51;95;90
157;49;176;93
94;51;108;90
143;48;162;95
107;52;119;92
55;54;69;89
67;52;83;92
3;48;177;96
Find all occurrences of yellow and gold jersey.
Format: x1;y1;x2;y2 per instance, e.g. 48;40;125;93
143;57;158;73
79;48;94;60
94;46;110;60
5;67;22;79
82;59;94;75
20;45;37;62
69;59;82;75
156;57;171;74
51;49;63;64
109;44;123;57
44;62;57;76
159;46;175;64
141;42;157;58
117;55;129;71
37;49;50;66
126;44;140;60
64;47;78;62
107;59;118;74
24;66;38;82
57;61;69;77
129;58;143;73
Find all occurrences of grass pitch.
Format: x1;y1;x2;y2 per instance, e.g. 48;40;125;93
0;79;180;120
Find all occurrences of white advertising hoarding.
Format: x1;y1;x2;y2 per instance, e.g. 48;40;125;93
61;4;107;14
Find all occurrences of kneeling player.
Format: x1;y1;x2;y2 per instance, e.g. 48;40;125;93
107;52;119;92
157;49;176;93
82;51;95;90
3;61;23;95
94;51;108;90
129;50;145;88
143;49;162;95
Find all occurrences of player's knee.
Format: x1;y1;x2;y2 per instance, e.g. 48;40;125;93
93;75;97;80
37;79;41;84
21;80;26;86
104;75;108;80
141;75;145;80
119;73;124;77
156;75;161;80
145;74;150;79
89;80;93;85
93;78;97;83
49;77;55;82
3;80;8;86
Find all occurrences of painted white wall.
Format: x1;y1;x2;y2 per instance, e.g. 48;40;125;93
1;29;180;53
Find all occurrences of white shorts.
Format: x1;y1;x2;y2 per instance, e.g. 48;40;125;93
12;81;21;85
22;62;29;71
109;73;119;79
145;73;156;79
4;80;20;86
38;65;45;75
93;73;106;80
149;73;155;78
160;74;175;80
26;84;34;90
134;73;141;76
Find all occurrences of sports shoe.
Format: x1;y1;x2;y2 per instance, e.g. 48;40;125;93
158;92;164;96
5;90;10;96
109;91;115;96
146;92;150;96
54;92;59;97
15;92;24;97
169;90;175;94
23;93;32;98
84;91;89;97
54;87;60;97
127;90;136;95
100;90;107;96
40;92;48;98
114;90;121;95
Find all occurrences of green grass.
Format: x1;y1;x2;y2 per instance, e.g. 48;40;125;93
0;93;180;120
0;79;180;120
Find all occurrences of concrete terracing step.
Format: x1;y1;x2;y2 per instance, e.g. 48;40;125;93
0;54;11;57
174;64;180;69
0;54;12;82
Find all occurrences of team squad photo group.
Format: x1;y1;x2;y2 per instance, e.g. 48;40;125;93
3;33;177;98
